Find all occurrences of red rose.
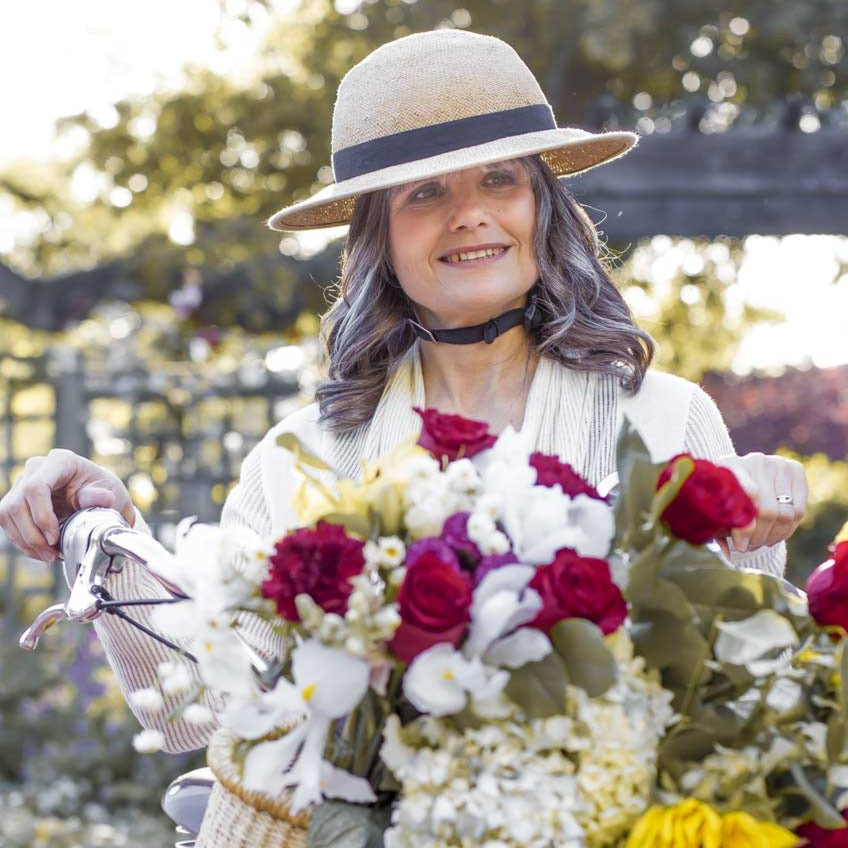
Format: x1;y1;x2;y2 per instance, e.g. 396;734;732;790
796;810;848;846
389;551;472;664
806;541;848;631
528;548;626;635
414;407;496;462
261;520;365;621
656;453;757;545
530;452;606;501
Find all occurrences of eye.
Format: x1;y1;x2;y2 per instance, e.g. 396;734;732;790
485;170;515;185
408;182;442;202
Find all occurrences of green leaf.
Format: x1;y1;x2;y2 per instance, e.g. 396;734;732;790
307;800;392;848
789;763;847;829
714;610;798;668
549;619;618;697
649;454;695;530
613;418;662;552
826;642;848;762
629;613;707;696
320;512;372;539
277;432;333;471
503;651;569;718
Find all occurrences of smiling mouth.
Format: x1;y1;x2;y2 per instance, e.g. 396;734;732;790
439;246;509;265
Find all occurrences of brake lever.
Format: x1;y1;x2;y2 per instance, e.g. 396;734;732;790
20;508;137;650
19;603;68;651
62;508;132;620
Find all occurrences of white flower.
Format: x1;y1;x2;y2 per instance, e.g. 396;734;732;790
365;536;407;569
170;521;268;608
219;676;305;740
132;729;165;753
193;620;258;697
182;703;215;724
240;639;375;812
402;452;441;482
128;688;165;712
466;512;510;556
403;566;547;717
404;645;507;716
445;458;482;494
157;661;194;696
463;564;545;662
501;486;614;564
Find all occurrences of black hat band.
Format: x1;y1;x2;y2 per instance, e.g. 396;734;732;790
332;104;557;182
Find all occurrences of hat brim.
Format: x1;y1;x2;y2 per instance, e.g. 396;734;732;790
266;128;638;232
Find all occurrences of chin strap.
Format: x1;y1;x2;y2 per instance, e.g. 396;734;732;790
409;299;542;345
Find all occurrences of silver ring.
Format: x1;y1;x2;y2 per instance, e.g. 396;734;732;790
776;494;794;505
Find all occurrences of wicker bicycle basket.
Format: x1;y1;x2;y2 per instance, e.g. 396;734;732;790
195;728;311;848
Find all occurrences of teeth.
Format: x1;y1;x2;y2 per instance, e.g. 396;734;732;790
444;247;506;263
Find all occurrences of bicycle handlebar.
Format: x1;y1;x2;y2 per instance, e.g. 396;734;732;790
19;507;189;651
20;507;275;680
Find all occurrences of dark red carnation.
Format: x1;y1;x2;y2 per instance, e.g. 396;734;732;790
414;407;496;463
656;453;757;545
389;550;472;664
530;452;606;501
261;521;365;621
806;541;848;632
441;512;482;568
796;810;848;846
528;548;626;635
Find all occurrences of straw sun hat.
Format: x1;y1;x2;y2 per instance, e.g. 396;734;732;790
267;28;638;232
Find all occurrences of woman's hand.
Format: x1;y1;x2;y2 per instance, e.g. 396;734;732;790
0;449;135;562
715;452;808;554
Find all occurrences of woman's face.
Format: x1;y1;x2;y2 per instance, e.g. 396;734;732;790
387;159;539;329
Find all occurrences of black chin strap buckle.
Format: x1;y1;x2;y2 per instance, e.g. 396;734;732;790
408;296;542;345
523;299;541;333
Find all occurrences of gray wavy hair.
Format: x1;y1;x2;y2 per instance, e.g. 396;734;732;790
315;155;655;433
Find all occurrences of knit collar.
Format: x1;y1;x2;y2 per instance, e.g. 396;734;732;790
363;340;592;468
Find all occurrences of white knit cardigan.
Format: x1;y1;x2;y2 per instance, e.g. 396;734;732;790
94;342;785;752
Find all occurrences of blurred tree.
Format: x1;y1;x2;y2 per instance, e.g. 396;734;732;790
0;0;845;339
703;363;848;460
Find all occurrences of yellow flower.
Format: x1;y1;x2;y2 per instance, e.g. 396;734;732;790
626;799;722;848
626;800;800;848
721;811;799;847
835;519;848;545
291;434;428;536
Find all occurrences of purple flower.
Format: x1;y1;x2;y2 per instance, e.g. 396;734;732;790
474;552;520;586
440;512;482;568
405;537;460;569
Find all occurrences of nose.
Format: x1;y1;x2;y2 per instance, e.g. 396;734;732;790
445;187;491;231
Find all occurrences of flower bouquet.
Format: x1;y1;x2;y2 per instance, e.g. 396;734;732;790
133;408;848;848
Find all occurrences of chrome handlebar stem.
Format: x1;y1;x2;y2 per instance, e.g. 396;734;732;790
20;507;188;651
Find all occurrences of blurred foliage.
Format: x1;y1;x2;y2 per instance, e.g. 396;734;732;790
703;363;848;460
1;0;846;326
0;304;321;517
700;364;848;583
782;452;848;585
612;235;784;380
0;620;203;846
0;795;177;848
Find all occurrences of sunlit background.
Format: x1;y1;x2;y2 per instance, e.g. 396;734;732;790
1;1;847;845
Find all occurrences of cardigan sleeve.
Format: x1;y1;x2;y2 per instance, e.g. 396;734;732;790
92;437;280;754
684;384;787;578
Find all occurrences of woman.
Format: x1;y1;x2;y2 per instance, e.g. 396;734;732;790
0;30;806;751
